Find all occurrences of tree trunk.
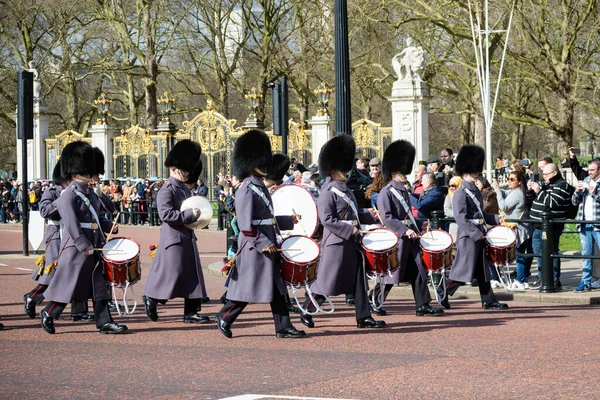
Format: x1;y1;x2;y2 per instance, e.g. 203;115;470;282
126;74;138;126
143;3;158;130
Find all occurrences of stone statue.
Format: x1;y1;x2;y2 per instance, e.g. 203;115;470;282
27;61;44;101
392;38;425;82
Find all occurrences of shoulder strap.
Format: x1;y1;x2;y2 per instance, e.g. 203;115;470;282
389;186;419;230
330;186;360;225
73;188;106;241
248;183;274;215
464;188;485;219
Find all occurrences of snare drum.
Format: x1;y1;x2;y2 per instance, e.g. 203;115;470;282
361;228;399;275
280;236;320;286
272;184;318;238
419;229;454;271
101;237;141;288
485;225;517;265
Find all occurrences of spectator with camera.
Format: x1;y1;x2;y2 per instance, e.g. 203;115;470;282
528;163;574;291
571;159;600;292
440;147;455;184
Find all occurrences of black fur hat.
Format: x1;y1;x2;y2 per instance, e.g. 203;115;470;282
51;163;63;185
92;147;105;176
186;158;204;184
59;141;95;181
382;140;415;180
455;144;485;175
232;129;272;180
318;134;355;178
165;139;201;172
266;153;290;182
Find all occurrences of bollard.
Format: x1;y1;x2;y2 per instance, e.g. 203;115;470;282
430;210;443;230
540;211;556;293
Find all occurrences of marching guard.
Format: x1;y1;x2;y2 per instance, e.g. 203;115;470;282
299;134;386;330
441;145;509;310
142;140;210;323
215;129;306;339
40;142;127;334
372;140;444;317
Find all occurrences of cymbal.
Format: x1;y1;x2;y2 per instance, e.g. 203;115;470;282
181;196;213;229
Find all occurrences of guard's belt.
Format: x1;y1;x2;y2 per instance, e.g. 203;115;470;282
252;218;276;226
468;219;484;225
46;220;60;226
80;222;98;230
340;220;358;226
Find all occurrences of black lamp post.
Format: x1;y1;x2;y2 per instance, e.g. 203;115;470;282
314;82;332;117
334;0;351;136
589;133;595;160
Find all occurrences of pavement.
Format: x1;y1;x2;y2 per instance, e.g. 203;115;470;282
1;222;600;399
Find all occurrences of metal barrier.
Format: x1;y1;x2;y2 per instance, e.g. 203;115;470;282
429;209;596;294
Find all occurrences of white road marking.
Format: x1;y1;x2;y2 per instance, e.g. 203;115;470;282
219;395;356;400
0;263;8;266
16;267;34;272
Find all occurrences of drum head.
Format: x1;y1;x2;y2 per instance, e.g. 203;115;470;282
486;226;517;248
361;228;398;251
272;185;318;237
281;236;320;263
419;229;453;252
102;237;140;262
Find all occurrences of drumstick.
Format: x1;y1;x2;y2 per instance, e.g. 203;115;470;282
262;248;301;252
106;212;120;243
359;230;388;234
291;208;307;235
482;236;504;240
373;205;385;227
94;248;124;252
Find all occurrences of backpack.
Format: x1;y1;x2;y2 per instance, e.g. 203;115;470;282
28;191;38;204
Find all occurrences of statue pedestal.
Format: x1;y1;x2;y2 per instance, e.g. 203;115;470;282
308;116;331;166
389;79;430;170
89;124;115;178
16;101;48;181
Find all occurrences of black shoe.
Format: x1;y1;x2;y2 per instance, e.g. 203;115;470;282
529;279;541;290
99;322;128;334
183;313;210;324
416;304;445;317
482;299;509;310
287;302;300;314
0;322;4;330
200;296;210;304
369;302;387;316
357;317;386;329
24;294;36;319
300;313;314;328
346;298;355;306
41;310;55;334
216;314;232;338
71;313;95;322
554;280;563;292
142;295;158;321
276;326;307;338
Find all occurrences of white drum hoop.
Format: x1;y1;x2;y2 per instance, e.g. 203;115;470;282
419;229;453;253
281;235;320;264
485;226;517;248
360;228;399;252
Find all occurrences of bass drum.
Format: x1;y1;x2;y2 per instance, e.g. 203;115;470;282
271;184;318;238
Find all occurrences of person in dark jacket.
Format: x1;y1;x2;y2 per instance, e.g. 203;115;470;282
409;172;445;226
196;178;209;197
440;145;508;310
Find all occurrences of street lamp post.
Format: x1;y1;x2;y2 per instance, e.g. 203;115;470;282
589;133;595;160
334;0;351;136
314;82;332;117
94;93;112;125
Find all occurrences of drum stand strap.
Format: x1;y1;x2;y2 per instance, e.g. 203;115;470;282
290;282;335;316
111;283;138;317
430;270;447;305
369;274;389;311
493;262;513;292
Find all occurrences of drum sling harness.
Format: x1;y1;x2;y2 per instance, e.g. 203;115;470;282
463;188;486;227
389;186;419;231
330;187;361;228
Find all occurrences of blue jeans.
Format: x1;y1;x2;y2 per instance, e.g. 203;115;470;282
532;226;563;281
515;237;533;283
579;225;600;286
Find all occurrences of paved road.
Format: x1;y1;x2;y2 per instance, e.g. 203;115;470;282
0;224;599;399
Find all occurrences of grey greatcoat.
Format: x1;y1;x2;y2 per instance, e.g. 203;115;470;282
226;175;293;303
43;182;113;304
310;177;376;296
144;176;207;300
377;180;427;284
449;180;499;283
32;184;63;284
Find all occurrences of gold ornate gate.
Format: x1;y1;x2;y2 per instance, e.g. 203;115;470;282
352;119;392;160
113;126;169;178
44;130;92;178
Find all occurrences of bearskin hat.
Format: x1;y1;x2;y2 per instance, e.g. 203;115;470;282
165;139;202;172
186;158;204;184
92;147;105;176
266;153;290;182
455;144;485;175
59;141;95;181
232;129;272;180
382;140;415;180
51;162;63;185
318;134;356;178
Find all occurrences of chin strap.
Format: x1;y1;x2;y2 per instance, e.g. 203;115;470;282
254;167;267;177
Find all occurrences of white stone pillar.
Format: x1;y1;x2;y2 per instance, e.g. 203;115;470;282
389;79;430;170
308;115;332;166
16;101;49;182
89;124;115;179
